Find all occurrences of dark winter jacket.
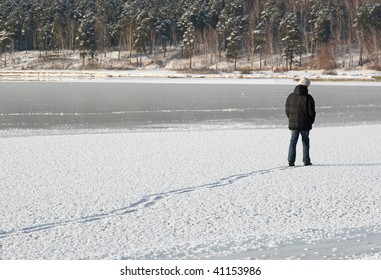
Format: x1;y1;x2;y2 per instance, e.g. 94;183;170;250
285;85;316;131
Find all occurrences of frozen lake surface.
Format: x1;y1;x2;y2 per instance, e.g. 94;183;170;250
1;79;381;260
1;80;381;129
1;125;381;260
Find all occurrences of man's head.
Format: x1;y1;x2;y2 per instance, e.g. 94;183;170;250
299;77;311;87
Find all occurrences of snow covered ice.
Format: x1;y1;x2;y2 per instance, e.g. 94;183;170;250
1;78;381;260
1;124;381;260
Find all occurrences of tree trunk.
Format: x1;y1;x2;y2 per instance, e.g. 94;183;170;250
234;52;237;71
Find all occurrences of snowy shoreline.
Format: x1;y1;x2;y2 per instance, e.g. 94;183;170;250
1;68;381;84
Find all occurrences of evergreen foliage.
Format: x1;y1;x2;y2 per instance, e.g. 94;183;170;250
1;0;381;68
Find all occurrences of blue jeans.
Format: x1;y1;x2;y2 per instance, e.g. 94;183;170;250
288;130;311;164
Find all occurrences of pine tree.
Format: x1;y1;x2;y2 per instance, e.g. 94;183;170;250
280;12;301;70
309;1;332;52
354;3;381;66
252;21;266;69
0;0;21;52
133;1;150;65
51;0;75;52
257;0;285;69
155;9;171;57
216;0;246;69
181;20;195;68
75;0;98;65
117;0;139;61
0;29;12;66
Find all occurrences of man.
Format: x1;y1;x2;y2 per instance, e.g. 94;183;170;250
285;77;316;166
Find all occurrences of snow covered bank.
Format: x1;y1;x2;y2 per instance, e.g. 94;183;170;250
1;124;381;260
1;50;380;84
1;68;381;83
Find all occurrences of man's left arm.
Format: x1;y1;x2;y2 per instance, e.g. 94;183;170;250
308;96;316;124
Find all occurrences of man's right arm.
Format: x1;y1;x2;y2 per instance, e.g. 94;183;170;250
285;96;291;118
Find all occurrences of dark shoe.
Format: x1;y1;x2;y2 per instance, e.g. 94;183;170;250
289;161;295;167
304;162;312;166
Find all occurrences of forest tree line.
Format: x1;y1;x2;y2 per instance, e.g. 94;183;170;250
1;0;381;70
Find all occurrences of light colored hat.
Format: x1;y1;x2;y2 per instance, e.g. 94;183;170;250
300;77;311;87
